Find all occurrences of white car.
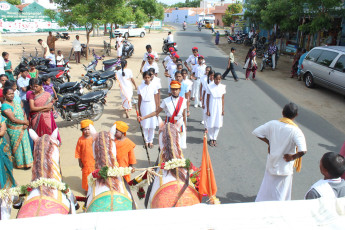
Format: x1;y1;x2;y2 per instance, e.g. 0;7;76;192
114;25;146;39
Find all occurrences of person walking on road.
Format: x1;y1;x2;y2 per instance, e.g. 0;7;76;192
140;45;159;73
222;47;239;81
184;47;200;73
252;103;307;202
72;35;82;64
116;33;124;58
268;41;278;70
215;31;220;45
206;73;225;147
244;46;257;80
191;56;206;107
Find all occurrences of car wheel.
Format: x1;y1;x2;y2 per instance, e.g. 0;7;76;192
124;33;129;39
140;32;145;38
305;73;315;88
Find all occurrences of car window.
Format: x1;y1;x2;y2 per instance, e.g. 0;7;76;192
334;55;345;72
316;50;338;67
305;49;322;62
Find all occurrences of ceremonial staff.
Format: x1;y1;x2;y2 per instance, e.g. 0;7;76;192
133;101;151;165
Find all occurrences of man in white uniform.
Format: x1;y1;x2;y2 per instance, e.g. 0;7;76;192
140;44;159;73
191;56;206;107
252;103;307;201
139;81;187;149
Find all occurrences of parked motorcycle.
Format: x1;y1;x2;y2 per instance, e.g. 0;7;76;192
102;58;121;72
122;40;134;59
162;39;178;54
55;90;107;121
82;71;115;91
260;51;279;71
56;32;70;40
244;36;253;46
83;50;104;72
54;81;84;95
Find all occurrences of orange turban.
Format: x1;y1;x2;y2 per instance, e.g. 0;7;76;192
170;80;181;89
80;119;93;129
114;121;129;135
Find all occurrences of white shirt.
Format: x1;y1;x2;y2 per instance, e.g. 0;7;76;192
167;63;177;79
192;64;206;79
143;62;159;74
249;31;253;38
167;34;174;43
116;37;123;47
143;51;159;62
252;120;307;176
160;96;186;119
0;56;5;74
46;53;56;65
182;79;193;92
143;76;161;91
138;83;158;102
72;39;81;51
56;54;65;66
164;55;173;67
186;54;199;66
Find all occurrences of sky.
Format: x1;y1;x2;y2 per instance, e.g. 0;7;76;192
157;0;240;5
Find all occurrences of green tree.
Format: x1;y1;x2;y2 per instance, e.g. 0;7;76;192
222;3;243;26
171;0;201;8
129;0;164;31
44;9;58;21
6;0;21;5
244;0;268;28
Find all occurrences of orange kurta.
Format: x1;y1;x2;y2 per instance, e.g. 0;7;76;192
75;136;95;191
115;138;136;182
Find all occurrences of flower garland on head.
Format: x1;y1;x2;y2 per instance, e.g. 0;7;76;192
88;166;133;186
160;158;191;170
0;178;71;201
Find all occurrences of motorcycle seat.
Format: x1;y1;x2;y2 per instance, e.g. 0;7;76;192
103;59;119;66
99;71;115;79
47;67;65;72
80;90;105;102
40;71;60;78
58;82;78;91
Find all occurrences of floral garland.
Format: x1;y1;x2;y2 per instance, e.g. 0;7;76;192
88;166;133;186
0;178;70;200
160;158;191;170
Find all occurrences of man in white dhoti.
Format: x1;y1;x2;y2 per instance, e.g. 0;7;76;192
252;103;307;202
116;60;137;118
206;73;225;147
138;71;159;149
116;33;124;58
191;56;206;107
305;152;345;199
138;81;187;149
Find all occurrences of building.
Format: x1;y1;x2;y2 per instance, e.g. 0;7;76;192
210;4;231;27
164;7;215;24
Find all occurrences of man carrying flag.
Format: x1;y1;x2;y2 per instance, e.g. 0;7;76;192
138;81;187;149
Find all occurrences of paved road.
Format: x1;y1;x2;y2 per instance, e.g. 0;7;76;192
157;25;345;203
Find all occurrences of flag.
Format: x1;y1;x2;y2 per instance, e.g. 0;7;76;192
198;134;217;201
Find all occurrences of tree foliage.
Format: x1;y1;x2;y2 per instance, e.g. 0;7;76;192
129;0;164;27
6;0;21;5
170;0;201;8
222;3;243;26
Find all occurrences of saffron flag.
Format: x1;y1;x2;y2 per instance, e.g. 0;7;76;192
198;135;217;201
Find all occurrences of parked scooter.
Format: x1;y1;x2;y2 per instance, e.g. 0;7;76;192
162;39;178;54
82;71;115;91
56;32;70;40
260;51;279;71
83;50;104;72
55;89;107;121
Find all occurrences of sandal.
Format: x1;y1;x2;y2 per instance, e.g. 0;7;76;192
149;143;154;149
213;140;217;147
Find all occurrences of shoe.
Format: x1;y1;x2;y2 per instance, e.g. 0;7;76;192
201;120;204;125
199;102;202;107
222;77;226;80
194;104;198;108
234;78;239;82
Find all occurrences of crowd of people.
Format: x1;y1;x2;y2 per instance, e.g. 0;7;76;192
1;30;345;220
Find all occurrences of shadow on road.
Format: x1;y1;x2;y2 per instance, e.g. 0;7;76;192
218;192;256;204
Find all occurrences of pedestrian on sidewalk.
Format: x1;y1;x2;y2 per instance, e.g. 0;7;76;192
206;73;225;147
291;48;302;78
244;46;257;80
268;41;278;70
215;31;220;45
297;49;308;81
252;103;307;202
222;47;239;81
72;35;81;64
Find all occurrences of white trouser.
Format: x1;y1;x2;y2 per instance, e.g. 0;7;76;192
143;128;155;144
192;78;201;105
271;53;276;69
203;111;208;129
208;127;220;140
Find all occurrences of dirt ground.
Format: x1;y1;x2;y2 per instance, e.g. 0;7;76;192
3;30;167;216
217;36;345;134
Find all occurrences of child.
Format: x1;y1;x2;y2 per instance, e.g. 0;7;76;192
56;50;65;67
138;71;158;148
42;76;57;99
2;52;14;81
191;56;206;107
46;48;56;68
181;68;192;117
142;54;159;75
305;152;345;199
206;73;226;147
28;62;39;79
201;70;215;130
114;121;136;182
75;119;95;192
147;68;161;108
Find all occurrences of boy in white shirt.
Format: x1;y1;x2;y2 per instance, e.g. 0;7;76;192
191;56;206;107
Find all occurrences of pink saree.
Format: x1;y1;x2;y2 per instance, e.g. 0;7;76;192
29;92;61;142
340;141;345;179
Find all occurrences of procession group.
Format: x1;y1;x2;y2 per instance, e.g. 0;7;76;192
1;31;345;220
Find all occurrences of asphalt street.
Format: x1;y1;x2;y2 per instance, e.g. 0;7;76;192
157;25;345;203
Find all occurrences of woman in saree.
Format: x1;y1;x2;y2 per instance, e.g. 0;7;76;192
0;111;17;220
28;78;61;142
1;87;32;169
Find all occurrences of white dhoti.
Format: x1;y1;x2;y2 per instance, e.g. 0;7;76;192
255;169;293;202
117;45;123;57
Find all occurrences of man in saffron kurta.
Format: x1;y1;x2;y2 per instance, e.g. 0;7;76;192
75;120;95;191
114;121;136;182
